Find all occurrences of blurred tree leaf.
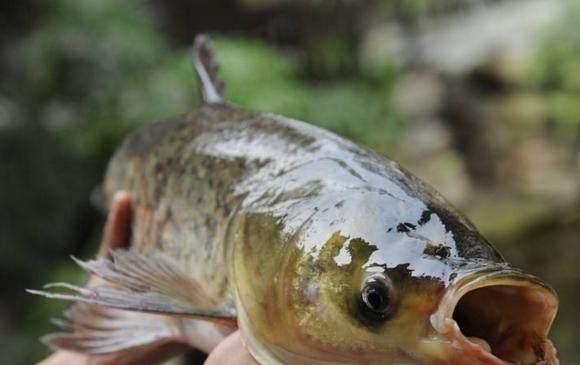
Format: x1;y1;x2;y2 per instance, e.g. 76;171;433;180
23;0;197;161
215;37;403;150
525;0;580;144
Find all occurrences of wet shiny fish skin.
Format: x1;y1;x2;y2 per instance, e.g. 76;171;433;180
106;101;502;281
103;100;557;364
104;100;495;306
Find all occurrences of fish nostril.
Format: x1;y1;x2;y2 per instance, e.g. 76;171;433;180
452;284;557;364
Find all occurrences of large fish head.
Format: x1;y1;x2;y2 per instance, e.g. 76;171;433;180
233;195;558;365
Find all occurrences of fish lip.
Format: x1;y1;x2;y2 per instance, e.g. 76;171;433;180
429;268;559;365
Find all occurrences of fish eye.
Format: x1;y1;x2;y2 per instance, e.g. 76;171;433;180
359;275;395;322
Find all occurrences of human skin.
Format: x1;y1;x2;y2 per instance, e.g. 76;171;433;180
203;331;258;365
38;331;256;365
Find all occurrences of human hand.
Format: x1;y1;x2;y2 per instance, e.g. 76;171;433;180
204;331;259;365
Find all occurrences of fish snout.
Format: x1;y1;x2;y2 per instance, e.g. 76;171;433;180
422;269;559;365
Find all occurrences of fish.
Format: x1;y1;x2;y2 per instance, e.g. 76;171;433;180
29;35;559;365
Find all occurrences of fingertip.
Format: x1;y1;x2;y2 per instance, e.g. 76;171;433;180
98;190;132;259
204;332;258;365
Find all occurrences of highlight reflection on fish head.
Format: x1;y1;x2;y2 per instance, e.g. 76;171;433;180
234;199;558;365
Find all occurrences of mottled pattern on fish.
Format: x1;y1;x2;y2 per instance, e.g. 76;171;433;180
104;100;503;309
104;106;250;308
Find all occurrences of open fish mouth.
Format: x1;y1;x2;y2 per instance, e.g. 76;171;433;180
429;269;559;365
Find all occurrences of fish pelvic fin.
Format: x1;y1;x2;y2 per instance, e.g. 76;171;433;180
193;34;225;104
41;302;188;356
27;250;237;327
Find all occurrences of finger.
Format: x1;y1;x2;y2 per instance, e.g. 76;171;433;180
36;342;188;365
97;191;132;259
204;331;258;365
37;351;89;365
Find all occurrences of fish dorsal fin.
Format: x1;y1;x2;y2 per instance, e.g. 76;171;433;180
28;250;236;327
193;34;224;104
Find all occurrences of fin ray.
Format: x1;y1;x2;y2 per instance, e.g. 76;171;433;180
193;34;224;103
28;249;236;326
41;303;180;355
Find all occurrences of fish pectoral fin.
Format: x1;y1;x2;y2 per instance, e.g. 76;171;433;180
41;302;188;355
28;249;237;327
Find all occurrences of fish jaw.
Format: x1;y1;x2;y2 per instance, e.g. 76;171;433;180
235;299;286;365
417;269;559;365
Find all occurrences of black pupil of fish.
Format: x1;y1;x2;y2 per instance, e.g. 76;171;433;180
366;290;384;310
361;280;390;319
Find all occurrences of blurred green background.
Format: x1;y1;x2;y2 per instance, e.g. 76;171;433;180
1;0;579;364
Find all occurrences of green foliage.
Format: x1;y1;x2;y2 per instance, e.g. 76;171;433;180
215;37;311;117
24;1;403;162
215;37;403;150
529;1;580;92
526;0;580;142
24;0;197;160
380;0;470;18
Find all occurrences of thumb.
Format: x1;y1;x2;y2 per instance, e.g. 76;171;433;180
204;331;258;365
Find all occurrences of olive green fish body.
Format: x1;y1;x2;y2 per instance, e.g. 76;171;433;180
104;99;501;308
103;100;528;364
